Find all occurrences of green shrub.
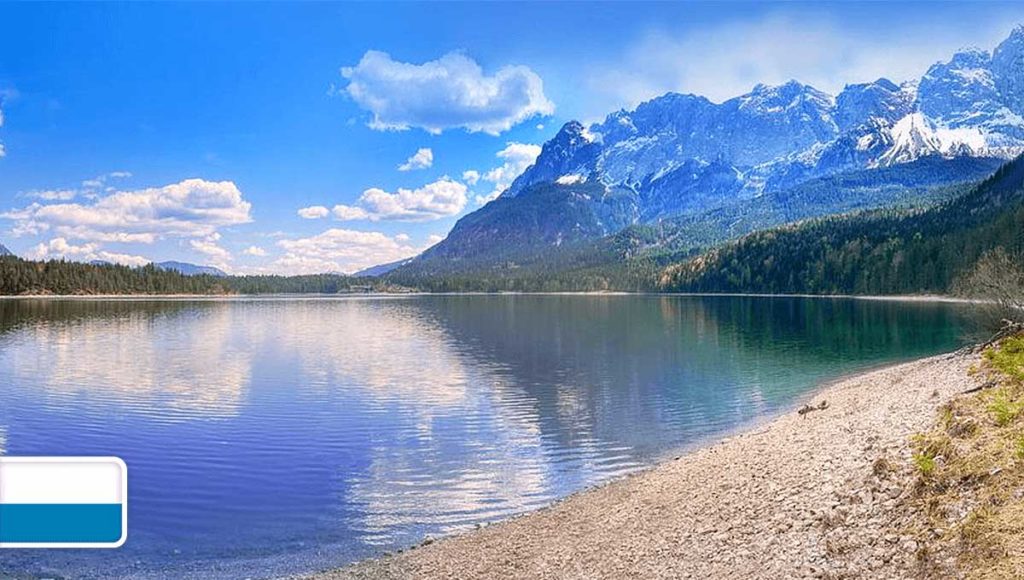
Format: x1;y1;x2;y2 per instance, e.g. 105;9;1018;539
985;336;1024;383
988;391;1024;427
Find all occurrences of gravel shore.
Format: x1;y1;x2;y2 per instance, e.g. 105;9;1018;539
309;351;981;580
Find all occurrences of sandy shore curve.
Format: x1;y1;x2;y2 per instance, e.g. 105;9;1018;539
307;351;980;580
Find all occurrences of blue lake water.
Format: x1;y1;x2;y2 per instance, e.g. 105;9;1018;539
0;295;976;578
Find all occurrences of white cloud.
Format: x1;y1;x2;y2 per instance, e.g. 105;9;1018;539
462;170;480;186
189;234;232;263
243;245;267;257
38;228;155;244
341;50;554;135
297;205;330;219
0;102;5;158
332;177;467;222
331;204;370;221
25;237;150;267
468;142;541;205
474;192;501;206
583;12;1024;115
81;171;131;189
25;189;79;201
3;178;252;243
271;228;428;275
398;147;434;171
21;172;132;203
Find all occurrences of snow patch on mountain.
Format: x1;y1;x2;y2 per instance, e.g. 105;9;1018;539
555;174;586;185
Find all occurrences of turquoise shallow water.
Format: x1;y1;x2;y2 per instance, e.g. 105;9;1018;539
0;295;976;578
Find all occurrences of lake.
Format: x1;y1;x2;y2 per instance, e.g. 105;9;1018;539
0;295;976;578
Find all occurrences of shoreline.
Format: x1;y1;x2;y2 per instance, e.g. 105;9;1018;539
307;350;982;579
0;291;987;305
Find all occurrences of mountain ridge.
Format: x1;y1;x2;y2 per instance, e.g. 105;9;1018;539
397;27;1024;279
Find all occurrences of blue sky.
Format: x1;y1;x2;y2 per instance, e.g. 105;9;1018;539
1;2;1023;274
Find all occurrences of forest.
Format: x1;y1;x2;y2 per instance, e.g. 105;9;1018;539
659;155;1024;295
0;258;394;296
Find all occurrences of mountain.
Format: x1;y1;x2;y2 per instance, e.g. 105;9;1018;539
660;154;1024;295
0;242;11;256
153;261;227;277
353;258;414;277
398;27;1024;280
391;156;1000;291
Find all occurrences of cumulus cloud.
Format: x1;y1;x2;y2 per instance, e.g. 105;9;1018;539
243;245;267;257
398;147;434;171
341;50;554;135
25;237;150;267
331;204;370;221
271;228;429;275
4;178;251;272
2;178;252;242
461;170;480;186
189;233;232;264
297;205;330;219
467;142;541;205
332;177;467;222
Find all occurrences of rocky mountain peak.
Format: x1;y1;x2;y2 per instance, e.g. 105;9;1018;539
992;26;1024;115
918;45;1001;129
740;80;834;112
835;79;913;133
505;121;602;197
948;46;992;68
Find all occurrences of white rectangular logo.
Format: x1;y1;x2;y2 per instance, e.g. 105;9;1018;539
0;457;128;548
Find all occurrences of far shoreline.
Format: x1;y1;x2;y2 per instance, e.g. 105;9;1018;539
0;291;989;305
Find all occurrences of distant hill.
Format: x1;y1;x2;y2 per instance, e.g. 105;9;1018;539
353;258;413;277
153;261;227;277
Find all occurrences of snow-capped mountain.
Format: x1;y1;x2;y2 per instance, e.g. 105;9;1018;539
506;26;1024;217
400;26;1024;277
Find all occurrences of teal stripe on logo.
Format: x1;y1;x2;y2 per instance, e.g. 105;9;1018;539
0;504;123;544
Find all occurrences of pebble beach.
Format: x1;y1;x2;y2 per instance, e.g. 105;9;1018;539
310;351;981;580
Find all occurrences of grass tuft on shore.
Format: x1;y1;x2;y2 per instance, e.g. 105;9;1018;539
908;334;1024;578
